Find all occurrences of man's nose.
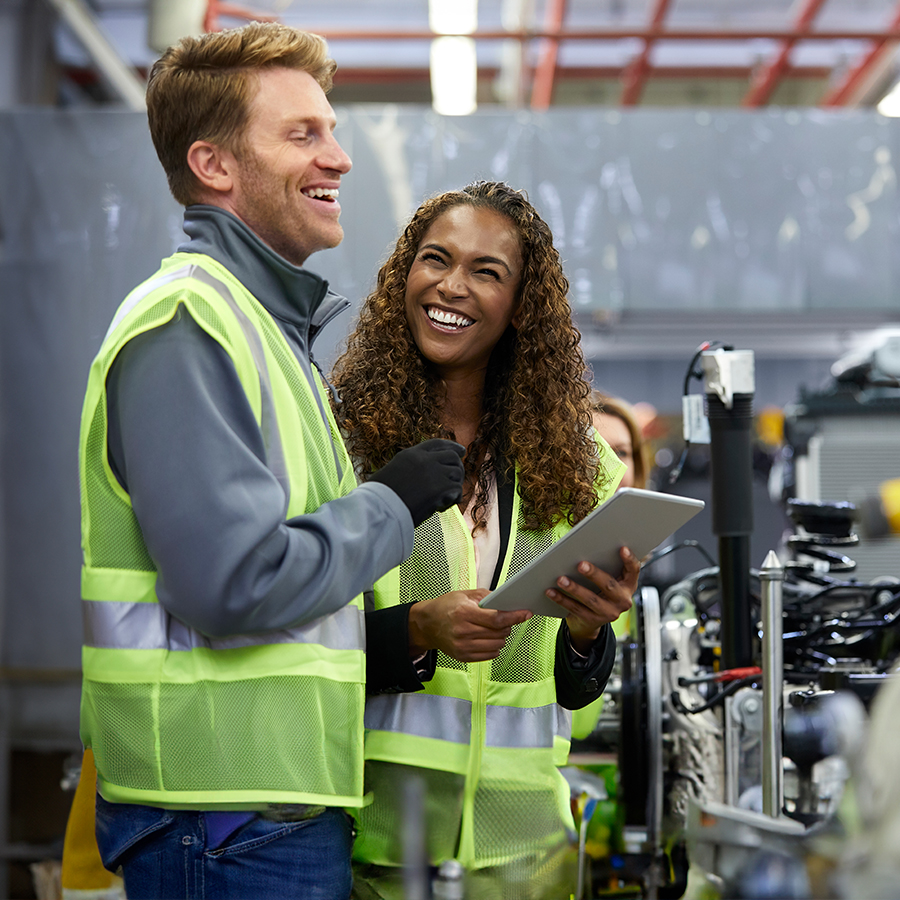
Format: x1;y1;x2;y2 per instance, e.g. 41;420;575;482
322;133;352;174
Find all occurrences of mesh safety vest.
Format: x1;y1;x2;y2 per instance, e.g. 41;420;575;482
354;451;622;872
78;253;366;810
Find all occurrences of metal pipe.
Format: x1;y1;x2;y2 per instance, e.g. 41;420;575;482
531;0;568;109
760;549;784;818
821;0;900;106
620;0;673;105
44;0;146;110
640;587;664;853
741;0;828;107
723;694;741;806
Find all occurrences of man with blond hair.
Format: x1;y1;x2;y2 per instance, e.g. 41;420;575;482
76;22;464;899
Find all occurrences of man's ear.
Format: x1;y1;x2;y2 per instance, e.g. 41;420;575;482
186;140;235;195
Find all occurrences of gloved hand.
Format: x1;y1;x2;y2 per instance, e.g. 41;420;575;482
370;439;466;527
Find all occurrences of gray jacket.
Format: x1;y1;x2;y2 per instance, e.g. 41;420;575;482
105;205;413;637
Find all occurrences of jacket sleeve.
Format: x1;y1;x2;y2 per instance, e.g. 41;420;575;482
105;307;414;638
364;604;436;695
554;621;616;710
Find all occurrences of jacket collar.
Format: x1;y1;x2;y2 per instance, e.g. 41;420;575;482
178;205;350;342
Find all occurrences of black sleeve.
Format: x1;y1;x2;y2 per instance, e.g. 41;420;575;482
554;621;616;710
365;604;437;695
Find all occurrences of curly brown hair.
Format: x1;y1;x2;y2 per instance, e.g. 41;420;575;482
331;180;607;531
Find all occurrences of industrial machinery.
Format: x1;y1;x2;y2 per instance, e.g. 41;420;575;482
574;337;900;900
784;327;900;584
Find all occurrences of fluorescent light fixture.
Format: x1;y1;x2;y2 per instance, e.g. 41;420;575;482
430;0;478;35
431;36;478;115
877;81;900;116
429;0;478;115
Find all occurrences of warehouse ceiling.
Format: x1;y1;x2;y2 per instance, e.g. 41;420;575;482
16;0;900;109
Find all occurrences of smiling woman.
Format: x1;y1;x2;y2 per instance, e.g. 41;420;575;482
331;181;638;899
402;204;522;433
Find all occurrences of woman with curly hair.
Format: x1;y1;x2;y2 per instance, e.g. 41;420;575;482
331;181;639;899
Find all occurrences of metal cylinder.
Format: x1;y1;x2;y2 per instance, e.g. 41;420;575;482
760;549;784;818
706;391;755;668
147;0;207;53
702;348;755;669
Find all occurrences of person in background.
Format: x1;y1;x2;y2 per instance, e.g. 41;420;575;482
75;22;464;900
331;181;639;899
590;391;650;491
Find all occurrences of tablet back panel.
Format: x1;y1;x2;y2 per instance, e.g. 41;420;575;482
480;487;705;618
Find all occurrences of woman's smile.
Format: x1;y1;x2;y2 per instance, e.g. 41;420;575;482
404;205;522;377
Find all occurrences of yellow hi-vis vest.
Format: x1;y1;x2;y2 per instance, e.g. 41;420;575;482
354;451;622;873
78;253;365;810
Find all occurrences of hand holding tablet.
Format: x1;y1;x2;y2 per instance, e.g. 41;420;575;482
479;488;705;619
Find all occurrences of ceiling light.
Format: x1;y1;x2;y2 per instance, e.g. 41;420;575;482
429;0;478;115
429;0;477;36
431;37;478;116
877;81;900;117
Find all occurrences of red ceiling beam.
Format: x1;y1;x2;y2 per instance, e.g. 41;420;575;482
531;0;568;109
331;64;830;84
620;0;673;105
332;64;831;84
317;29;900;42
558;65;831;80
741;0;828;107
820;0;900;105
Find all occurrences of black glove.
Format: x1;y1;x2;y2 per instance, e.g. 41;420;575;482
370;439;466;527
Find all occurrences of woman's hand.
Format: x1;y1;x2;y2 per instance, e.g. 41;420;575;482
408;590;532;662
546;546;640;654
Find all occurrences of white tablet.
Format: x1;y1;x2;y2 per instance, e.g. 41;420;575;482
479;487;705;618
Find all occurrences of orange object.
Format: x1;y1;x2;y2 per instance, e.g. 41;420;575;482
61;749;122;897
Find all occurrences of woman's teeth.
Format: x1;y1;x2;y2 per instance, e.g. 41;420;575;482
427;307;473;328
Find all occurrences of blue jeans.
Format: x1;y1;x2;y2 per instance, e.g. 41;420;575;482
95;795;354;900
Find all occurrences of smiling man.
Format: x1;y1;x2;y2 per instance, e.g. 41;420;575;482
75;22;465;900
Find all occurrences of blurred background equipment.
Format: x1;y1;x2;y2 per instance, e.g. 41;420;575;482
782;326;900;584
854;477;900;540
569;342;900;899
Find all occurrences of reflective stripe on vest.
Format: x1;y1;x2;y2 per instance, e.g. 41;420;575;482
556;704;572;744
354;452;623;868
83;598;364;654
365;692;565;749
